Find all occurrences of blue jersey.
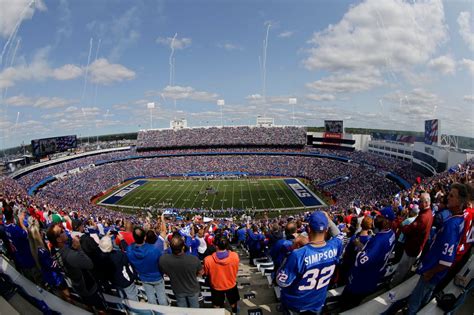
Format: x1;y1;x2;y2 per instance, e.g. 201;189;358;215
4;223;36;269
190;237;200;256
270;238;294;270
38;247;64;287
247;231;265;252
237;228;247;241
345;229;395;294
276;237;343;312
418;214;464;284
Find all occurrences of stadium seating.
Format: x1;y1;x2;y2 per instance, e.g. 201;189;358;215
137;126;307;149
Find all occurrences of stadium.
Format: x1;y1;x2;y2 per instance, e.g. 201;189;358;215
0;1;473;315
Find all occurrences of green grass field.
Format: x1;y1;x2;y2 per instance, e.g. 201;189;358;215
98;178;324;210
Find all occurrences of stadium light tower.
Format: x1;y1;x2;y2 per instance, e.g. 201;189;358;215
217;99;225;127
147;102;155;130
289;98;297;126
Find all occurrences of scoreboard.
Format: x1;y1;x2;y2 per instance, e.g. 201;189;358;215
31;135;77;157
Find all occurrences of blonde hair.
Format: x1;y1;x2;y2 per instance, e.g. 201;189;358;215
27;219;46;270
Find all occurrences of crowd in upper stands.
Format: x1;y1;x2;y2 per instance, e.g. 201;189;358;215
0;156;472;314
137;126;307;148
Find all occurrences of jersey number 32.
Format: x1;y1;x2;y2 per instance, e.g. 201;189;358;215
298;265;336;291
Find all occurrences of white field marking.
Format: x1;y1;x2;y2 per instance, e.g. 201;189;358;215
294;178;326;207
276;179;300;208
98;179;141;206
172;180;195;208
262;181;276;209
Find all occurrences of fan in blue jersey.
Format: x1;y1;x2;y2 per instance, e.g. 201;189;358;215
340;206;396;310
277;211;343;314
270;222;298;279
406;183;468;315
3;207;39;283
247;225;265;266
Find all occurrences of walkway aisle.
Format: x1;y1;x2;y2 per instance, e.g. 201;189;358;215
233;247;283;315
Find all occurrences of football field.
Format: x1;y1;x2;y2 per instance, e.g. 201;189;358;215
97;178;325;211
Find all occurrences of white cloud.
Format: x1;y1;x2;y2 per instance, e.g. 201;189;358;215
461;58;474;75
458;11;474;51
52;64;83;80
246;94;262;100
161;85;218;102
306;69;383;93
217;42;243;51
0;52;82;88
47;106;102;130
112;104;131;111
302;0;447;94
0;0;46;38
304;0;447;72
4;95;76;109
306;93;336;101
156;36;192;50
278;31;294;38
464;95;474;102
88;58;135;85
383;88;440;119
428;55;456;75
245;94;294;106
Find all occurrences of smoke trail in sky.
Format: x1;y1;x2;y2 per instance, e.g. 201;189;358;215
12;112;20;136
2;39;22;101
10;39;21;68
93;39;102;106
262;23;271;104
81;37;93;102
0;0;34;67
161;93;168;105
0;0;33;152
14;112;20;127
379;99;385;115
169;33;177;86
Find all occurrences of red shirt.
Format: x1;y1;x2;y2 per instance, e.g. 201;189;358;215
400;207;433;257
115;231;134;246
344;214;353;225
455;207;474;263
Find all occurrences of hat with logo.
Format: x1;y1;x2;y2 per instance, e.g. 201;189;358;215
380;206;395;221
307;211;329;232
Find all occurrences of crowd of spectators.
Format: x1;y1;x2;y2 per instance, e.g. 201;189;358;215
137;126;307;149
14;146;421;216
28;155;400;215
0;154;472;313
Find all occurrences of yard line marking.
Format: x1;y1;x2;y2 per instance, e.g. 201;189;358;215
277;179;300;208
262;180;276;209
269;180;286;208
246;179;255;208
173;180;194;209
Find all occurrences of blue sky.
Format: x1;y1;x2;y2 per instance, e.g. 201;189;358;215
0;0;473;148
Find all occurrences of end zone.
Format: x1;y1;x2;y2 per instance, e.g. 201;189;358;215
284;178;325;207
98;180;148;206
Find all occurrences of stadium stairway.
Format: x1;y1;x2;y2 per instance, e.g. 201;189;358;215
233;247;283;315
